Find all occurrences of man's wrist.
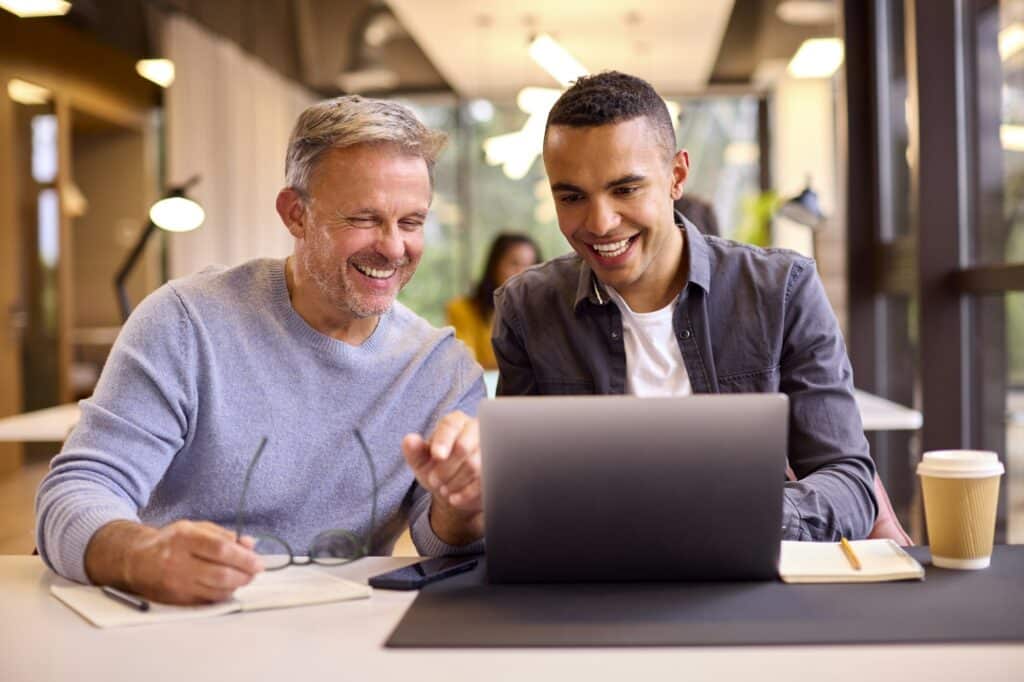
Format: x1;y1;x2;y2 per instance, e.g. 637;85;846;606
428;496;483;546
83;520;154;588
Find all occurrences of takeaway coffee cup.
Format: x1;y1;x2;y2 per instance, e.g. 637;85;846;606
917;450;1005;569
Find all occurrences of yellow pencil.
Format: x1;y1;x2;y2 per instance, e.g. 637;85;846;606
840;536;862;570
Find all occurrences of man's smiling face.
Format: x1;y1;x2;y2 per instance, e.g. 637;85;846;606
543;116;689;309
297;143;431;320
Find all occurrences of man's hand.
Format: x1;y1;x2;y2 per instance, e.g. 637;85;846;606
402;411;484;545
84;519;264;605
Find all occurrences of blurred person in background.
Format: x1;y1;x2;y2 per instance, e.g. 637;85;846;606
446;233;541;369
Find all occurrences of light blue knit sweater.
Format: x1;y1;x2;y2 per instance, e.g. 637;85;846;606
36;259;485;583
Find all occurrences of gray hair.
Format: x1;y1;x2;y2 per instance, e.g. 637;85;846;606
285;95;448;195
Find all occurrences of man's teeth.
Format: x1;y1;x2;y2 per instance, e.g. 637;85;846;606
354;264;396;279
592;237;632;258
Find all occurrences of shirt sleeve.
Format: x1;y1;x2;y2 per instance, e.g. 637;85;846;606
408;341;487;555
34;285;196;583
778;260;878;541
491;287;539;396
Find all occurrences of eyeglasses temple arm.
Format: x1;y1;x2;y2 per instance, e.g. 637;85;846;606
235;436;269;541
354;429;379;555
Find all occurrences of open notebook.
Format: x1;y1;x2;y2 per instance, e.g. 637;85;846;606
779;539;925;583
51;566;371;628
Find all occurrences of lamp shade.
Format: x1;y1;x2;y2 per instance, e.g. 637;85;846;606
149;196;204;232
777;186;826;229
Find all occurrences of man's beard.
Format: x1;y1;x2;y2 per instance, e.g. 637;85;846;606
300;226;412;319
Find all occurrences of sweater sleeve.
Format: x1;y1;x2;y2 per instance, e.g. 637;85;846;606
35;285;196;583
409;341;487;556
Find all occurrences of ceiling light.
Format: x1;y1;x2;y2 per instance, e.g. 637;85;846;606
787;38;844;78
1001;124;1024;152
467;99;494;123
7;78;51;105
516;87;561;115
483;132;524;167
528;34;588;87
999;23;1024;61
776;0;836;26
136;59;175;88
0;0;70;17
336;67;399;93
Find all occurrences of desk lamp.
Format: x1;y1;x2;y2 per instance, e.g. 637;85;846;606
115;175;204;321
777;181;826;229
774;180;827;257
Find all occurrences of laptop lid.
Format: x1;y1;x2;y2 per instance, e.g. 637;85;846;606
480;394;788;583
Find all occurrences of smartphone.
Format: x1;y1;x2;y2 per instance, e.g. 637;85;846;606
368;556;479;590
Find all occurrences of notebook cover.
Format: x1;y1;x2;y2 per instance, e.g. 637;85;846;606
385;546;1024;647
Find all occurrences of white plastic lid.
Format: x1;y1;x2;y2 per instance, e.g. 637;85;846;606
916;450;1005;479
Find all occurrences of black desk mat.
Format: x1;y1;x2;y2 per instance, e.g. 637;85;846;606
385;546;1024;647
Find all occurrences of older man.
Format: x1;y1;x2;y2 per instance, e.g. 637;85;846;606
36;96;485;604
492;72;878;541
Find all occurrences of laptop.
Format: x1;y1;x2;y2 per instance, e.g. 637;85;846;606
479;394;788;583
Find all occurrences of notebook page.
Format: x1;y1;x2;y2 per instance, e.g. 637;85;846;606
234;566;371;611
51;583;237;628
779;539;925;583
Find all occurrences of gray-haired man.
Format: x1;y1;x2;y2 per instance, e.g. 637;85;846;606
36;96;485;605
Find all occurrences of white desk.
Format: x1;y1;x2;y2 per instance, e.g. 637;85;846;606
0;556;1019;682
0;403;81;442
0;388;921;445
853;389;922;431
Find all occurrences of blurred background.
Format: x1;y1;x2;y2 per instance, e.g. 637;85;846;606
1;0;1022;553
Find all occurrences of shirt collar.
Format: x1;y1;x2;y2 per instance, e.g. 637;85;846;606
573;210;712;311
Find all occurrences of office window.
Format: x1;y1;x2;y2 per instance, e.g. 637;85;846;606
975;0;1024;542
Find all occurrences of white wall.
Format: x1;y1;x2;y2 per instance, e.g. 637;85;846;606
164;15;316;278
770;73;847;333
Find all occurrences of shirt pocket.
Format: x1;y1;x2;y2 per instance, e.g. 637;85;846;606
716;366;780;394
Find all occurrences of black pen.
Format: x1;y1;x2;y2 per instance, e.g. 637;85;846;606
101;586;150;612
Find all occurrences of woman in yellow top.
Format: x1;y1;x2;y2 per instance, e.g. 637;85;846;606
447;233;542;369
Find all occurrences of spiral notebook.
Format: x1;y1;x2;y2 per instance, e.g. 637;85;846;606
779;539;925;583
51;566;371;628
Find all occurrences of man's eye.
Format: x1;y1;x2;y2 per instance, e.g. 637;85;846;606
558;194;583;205
614;186;639;196
348;216;377;227
400;220;424;231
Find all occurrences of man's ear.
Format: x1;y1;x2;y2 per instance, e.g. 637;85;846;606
669;150;690;201
276;188;307;239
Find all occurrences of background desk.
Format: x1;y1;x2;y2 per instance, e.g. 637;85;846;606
0;388;920;445
0;404;81;443
1;556;1019;682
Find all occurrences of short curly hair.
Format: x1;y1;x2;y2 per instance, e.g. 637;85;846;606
544;71;676;161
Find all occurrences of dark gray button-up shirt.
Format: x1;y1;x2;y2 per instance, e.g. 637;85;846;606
492;219;878;541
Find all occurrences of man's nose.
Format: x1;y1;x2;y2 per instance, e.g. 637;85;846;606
584;198;620;236
375;226;405;261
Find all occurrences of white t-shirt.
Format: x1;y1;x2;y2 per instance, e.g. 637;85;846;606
606;287;692;397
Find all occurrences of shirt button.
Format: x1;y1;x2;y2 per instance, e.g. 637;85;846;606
611;330;620;340
679;329;692;340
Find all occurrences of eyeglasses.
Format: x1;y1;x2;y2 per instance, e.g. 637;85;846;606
234;430;379;571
